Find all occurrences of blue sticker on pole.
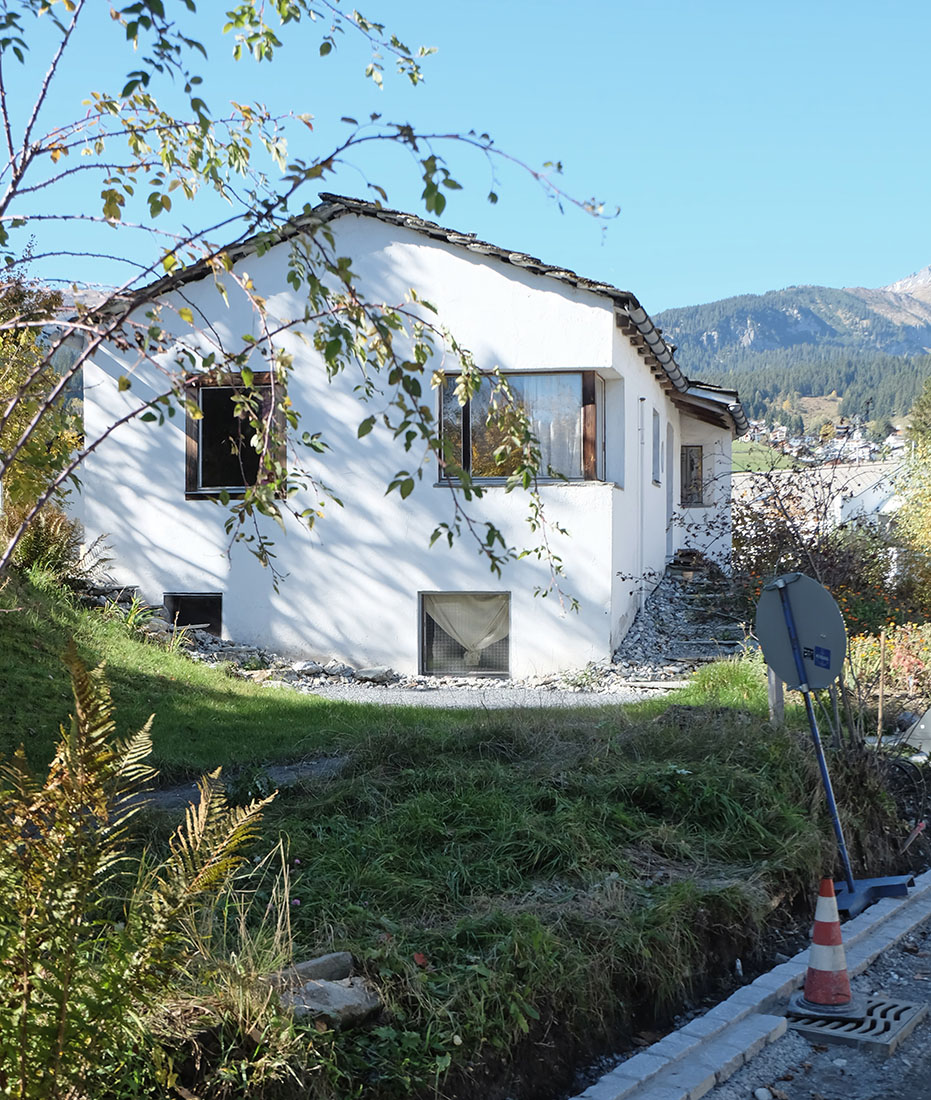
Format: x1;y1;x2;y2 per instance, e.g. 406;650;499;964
814;646;831;669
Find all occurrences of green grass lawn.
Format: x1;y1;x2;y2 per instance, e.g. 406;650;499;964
732;440;796;472
0;568;910;1100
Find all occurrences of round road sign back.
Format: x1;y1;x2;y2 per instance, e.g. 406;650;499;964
754;573;847;690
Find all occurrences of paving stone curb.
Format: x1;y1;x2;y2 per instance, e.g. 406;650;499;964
572;867;931;1100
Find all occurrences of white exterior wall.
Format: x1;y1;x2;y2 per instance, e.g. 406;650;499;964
81;214;733;674
677;417;734;564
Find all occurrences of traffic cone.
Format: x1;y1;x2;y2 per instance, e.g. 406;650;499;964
787;878;867;1020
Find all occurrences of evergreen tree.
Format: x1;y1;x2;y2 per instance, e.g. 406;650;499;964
908;377;931;442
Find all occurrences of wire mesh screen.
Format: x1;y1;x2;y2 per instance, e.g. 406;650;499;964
421;594;509;676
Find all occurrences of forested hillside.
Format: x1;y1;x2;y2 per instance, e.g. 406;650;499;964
656;268;931;425
706;348;931;424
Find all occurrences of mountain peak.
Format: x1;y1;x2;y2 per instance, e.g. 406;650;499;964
880;266;931;295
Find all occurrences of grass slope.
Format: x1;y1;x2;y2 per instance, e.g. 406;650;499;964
0;569;908;1100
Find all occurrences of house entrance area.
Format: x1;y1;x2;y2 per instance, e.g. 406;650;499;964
420;593;510;676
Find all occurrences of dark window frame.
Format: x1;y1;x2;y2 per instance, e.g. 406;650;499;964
439;370;600;483
184;372;287;500
681;444;704;506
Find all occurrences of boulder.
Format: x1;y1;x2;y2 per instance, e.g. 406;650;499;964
271;951;353;989
355;666;396;684
142;618;171;635
292;659;325;674
281;977;381;1028
323;659;355;678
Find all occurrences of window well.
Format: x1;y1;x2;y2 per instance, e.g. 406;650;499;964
163;592;222;635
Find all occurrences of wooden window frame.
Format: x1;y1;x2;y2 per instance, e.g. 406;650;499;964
440;370;600;483
184;372;287;500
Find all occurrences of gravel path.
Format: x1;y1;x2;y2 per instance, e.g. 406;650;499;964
293;679;674;708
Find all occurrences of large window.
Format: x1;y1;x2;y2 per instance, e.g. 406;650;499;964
421;592;509;676
440;372;600;481
681;444;704;505
185;374;285;498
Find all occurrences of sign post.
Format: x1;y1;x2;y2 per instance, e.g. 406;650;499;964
755;573;912;916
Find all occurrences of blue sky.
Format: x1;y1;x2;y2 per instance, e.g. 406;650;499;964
11;0;931;313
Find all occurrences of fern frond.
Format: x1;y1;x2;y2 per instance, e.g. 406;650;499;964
107;718;158;830
162;770;276;912
63;642;116;750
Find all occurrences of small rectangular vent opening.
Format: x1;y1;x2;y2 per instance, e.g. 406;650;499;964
163;592;222;636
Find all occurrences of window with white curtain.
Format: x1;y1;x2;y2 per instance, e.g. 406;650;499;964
440;372;599;481
421;592;510;676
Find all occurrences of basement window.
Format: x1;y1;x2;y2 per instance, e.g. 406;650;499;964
421;592;510;676
440;372;601;481
681;445;704;505
163;592;222;635
185;373;286;499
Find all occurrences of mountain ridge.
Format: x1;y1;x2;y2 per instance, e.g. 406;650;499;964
655;268;931;427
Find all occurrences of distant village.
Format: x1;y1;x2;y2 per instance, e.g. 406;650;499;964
739;418;909;465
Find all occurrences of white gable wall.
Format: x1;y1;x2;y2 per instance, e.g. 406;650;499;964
81;216;733;675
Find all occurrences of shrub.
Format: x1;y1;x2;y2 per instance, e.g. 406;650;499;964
1;504;108;584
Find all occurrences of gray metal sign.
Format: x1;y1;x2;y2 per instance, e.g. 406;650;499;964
754;573;847;690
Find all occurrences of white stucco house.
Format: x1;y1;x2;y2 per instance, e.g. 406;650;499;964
79;194;746;677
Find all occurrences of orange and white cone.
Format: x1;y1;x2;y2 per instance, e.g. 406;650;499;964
788;878;867;1020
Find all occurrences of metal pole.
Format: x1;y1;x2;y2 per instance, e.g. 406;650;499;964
877;629;886;749
775;579;856;892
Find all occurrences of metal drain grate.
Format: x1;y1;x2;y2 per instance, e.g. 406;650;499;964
789;997;927;1055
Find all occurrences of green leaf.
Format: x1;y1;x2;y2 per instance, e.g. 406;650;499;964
399;477;415;499
178;307;194;324
319;40;332;55
357;416;375;438
140;411;157;422
117;375;131;392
